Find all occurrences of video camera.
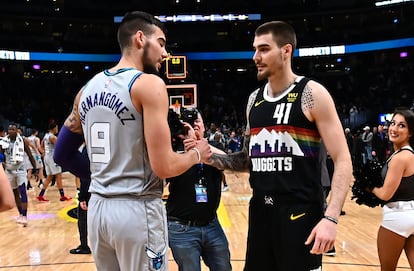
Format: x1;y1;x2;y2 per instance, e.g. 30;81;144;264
168;108;199;151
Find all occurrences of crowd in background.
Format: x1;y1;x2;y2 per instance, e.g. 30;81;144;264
0;51;413;152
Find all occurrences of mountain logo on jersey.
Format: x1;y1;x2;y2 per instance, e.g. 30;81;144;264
250;126;320;158
249;126;320;173
249;128;304;157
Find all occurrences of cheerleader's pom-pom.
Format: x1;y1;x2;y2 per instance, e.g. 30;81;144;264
351;160;386;208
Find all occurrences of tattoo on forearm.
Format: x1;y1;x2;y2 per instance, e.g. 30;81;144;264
301;84;314;112
68;115;77;123
209;135;250;171
67;103;79;129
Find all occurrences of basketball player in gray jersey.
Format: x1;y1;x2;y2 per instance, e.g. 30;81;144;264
26;129;46;187
37;123;72;202
55;11;211;271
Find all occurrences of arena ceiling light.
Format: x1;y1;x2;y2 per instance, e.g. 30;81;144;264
114;14;261;23
375;0;414;7
155;14;261;22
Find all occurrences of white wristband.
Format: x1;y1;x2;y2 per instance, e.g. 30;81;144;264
190;147;201;163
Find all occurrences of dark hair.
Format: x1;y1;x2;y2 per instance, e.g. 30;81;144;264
8;122;18;128
48;122;57;131
255;21;297;52
392;107;414;147
117;11;166;52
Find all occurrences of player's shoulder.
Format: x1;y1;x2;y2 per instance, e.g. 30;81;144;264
131;73;165;94
129;73;168;108
135;73;165;86
303;78;331;100
305;78;327;92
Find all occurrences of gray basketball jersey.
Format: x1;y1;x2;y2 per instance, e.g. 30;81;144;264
27;135;38;156
79;68;163;198
43;133;55;157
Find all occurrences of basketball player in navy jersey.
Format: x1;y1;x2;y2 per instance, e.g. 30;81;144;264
54;11;211;271
207;21;353;270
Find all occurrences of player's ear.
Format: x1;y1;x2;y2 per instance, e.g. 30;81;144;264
134;31;145;49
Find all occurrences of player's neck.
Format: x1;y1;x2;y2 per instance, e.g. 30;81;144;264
267;74;297;98
112;57;143;72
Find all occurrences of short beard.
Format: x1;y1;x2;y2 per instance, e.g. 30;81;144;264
256;70;269;81
142;42;159;75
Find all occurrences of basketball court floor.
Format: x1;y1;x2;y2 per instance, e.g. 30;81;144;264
0;171;410;270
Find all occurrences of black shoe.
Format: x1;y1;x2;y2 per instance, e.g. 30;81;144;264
324;247;336;257
69;246;91;254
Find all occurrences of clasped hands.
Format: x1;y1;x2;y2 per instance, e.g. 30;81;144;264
180;122;212;163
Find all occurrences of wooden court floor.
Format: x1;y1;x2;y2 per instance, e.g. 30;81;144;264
0;171;411;270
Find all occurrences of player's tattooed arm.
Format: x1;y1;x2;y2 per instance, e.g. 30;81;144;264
208;89;256;171
64;90;83;134
301;84;315;113
208;133;250;171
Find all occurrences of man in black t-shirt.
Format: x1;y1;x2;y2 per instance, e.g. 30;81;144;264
166;109;231;271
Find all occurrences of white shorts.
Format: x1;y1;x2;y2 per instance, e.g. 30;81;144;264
6;168;27;189
44;155;62;176
382;201;414;238
24;154;43;170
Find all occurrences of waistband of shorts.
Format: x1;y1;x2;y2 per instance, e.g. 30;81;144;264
91;192;162;201
252;191;317;204
385;200;414;210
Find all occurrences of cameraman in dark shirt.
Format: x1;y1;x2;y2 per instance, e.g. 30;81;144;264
166;108;232;271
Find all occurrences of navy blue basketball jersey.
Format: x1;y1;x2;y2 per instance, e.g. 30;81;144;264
248;77;323;202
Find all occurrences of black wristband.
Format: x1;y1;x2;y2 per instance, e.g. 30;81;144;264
323;215;338;224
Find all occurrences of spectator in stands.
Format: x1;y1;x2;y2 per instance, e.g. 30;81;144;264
361;125;373;164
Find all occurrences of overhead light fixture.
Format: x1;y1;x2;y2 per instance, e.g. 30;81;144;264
155;14;261;22
114;14;261;23
375;0;414;7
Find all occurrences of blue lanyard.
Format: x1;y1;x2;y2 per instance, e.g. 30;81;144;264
198;163;205;185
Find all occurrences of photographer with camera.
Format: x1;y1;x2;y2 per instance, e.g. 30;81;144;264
166;108;232;271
